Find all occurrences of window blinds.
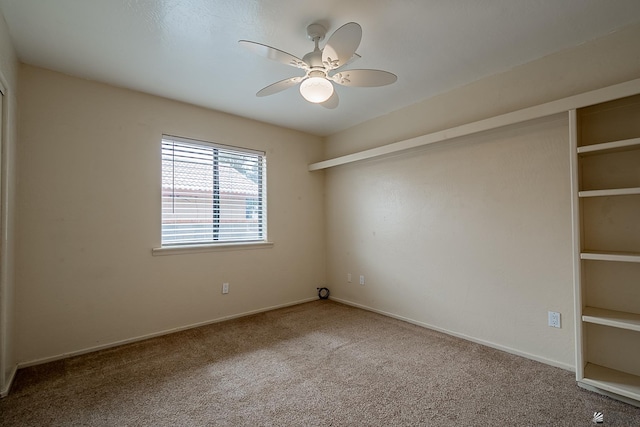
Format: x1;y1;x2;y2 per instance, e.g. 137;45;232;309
161;136;266;245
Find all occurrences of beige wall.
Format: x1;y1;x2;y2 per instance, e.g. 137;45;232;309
323;23;640;369
15;65;326;364
326;115;575;368
0;10;18;394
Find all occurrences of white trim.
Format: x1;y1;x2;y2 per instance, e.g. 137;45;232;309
569;109;584;382
0;364;16;398
152;241;274;256
309;77;640;171
0;71;11;397
330;297;575;372
17;296;317;368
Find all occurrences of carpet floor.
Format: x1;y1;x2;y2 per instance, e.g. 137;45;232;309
1;300;639;426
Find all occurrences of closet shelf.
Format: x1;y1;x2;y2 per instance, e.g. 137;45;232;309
582;307;640;332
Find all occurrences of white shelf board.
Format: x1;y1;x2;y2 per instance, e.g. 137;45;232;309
579;187;640;197
309;78;640;171
577;137;640;155
582;307;640;332
581;251;640;263
581;363;640;402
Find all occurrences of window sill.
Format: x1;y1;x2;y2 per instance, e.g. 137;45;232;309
152;241;274;256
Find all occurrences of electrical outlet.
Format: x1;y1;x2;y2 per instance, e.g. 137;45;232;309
347;273;352;283
359;275;365;285
548;311;561;328
222;282;229;294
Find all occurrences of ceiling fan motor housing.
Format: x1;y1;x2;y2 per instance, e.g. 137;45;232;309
302;50;324;69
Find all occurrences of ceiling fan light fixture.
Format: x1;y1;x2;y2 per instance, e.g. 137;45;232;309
299;76;334;103
241;21;396;108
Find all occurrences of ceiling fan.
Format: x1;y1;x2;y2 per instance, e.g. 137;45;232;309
239;22;397;109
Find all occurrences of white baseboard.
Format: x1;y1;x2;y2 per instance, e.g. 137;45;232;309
18;297;318;369
1;364;17;398
15;295;573;378
330;296;575;372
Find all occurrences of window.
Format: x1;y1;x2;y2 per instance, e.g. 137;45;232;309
161;135;266;246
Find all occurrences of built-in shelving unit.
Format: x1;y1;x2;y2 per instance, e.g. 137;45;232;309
570;93;640;406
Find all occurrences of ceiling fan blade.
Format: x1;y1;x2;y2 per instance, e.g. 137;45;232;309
321;91;339;109
239;40;308;70
322;22;362;70
256;77;304;97
330;69;397;87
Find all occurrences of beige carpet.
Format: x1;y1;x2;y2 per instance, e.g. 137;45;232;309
1;300;639;426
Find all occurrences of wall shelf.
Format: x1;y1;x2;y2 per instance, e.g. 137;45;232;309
309;78;640;171
579;188;640;197
577;136;640;155
582;307;640;332
580;251;640;263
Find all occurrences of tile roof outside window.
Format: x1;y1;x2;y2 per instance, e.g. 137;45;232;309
162;159;259;196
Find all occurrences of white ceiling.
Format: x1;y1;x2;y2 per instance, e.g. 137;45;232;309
1;0;640;136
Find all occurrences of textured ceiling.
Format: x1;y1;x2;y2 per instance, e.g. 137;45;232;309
2;0;640;136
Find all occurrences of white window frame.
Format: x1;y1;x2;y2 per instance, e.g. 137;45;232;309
153;135;272;255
